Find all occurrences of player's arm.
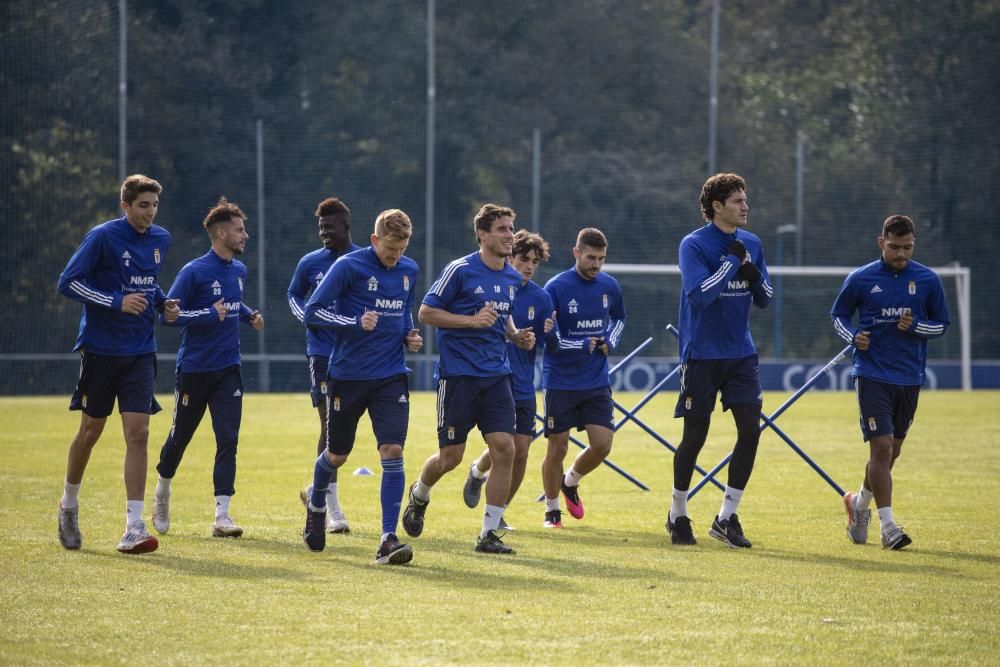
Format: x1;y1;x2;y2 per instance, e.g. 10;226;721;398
163;267;221;327
57;228;132;313
505;312;535;350
898;275;950;339
830;276;866;347
304;260;362;331
287;257;311;323
680;237;741;309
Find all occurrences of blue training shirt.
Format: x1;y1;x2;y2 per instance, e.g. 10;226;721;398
507;280;555;401
677;223;772;361
303;246;419;381
831;257;949;386
543;267;626;391
58;216;172;356
422;251;522;379
162;249;257;373
287;243;361;358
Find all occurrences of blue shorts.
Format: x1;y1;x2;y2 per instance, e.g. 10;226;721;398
326;374;409;455
515;399;538;436
674;355;762;418
436;375;515;447
544;386;614;436
69;351;161;418
308;355;330;408
854;376;920;442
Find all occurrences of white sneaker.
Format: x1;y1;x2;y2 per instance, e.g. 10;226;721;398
116;520;158;554
152;495;170;534
327;506;350;534
212;515;244;538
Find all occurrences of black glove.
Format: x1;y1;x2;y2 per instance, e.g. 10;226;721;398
727;240;747;262
739;261;761;283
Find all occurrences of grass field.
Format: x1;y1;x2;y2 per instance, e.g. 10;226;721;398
2;390;998;665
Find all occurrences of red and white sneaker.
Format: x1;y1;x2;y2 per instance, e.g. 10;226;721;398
116;520;158;554
561;482;584;519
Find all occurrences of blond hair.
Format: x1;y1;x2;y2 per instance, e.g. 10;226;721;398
374;209;412;241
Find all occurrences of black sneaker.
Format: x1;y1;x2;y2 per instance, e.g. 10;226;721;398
303;508;327;552
375;533;414;565
475;529;515;554
709;513;752;549
401;482;428;538
462;465;486;508
543;509;563;528
667;515;696;545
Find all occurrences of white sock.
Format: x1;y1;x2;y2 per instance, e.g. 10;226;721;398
61;481;81;509
215;495;231;520
856;487;874;511
669;487;688;523
126;500;143;528
718;486;744;521
470;462;488;480
564;467;583;487
877;506;896;531
327;482;339;509
155;476;172;499
545;496;560;512
481;504;504;537
413;479;432;502
381;532;391;543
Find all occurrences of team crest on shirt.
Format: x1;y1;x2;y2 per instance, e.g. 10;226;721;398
527;306;536;320
603;294;609;309
154;249;161;264
867;416;877;431
182;394;189;406
509;285;516;300
403;275;410;291
908;281;916;295
333;396;341;412
447;426;456;440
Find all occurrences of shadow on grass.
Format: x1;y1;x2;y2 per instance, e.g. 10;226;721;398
748;544;975;578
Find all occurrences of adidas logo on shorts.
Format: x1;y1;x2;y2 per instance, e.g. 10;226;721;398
398;394;408;403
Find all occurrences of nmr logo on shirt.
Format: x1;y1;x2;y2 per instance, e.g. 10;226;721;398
484;300;511;313
375;298;404;309
727;279;749;290
882;307;911;317
577;319;603;328
129;276;156;286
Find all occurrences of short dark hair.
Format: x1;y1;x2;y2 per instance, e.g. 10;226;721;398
576;227;607;249
315;197;351;229
700;173;747;221
512;230;550;261
120;174;161;204
473;204;516;235
882;214;915;238
202;197;247;229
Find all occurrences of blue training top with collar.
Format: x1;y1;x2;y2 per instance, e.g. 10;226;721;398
677;222;772;361
831;257;949;386
161;249;256;373
542;267;626;391
58;216;172;356
303;246;419;382
287;243;361;358
507;279;555;401
422;251;523;379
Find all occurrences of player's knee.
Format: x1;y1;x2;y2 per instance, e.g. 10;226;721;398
378;444;403;460
869;437;893;463
438;446;465;472
77;418;106;447
513;442;531;465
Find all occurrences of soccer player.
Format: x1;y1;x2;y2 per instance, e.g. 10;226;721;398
401;204;534;555
668;173;772;549
56;174;178;554
300;209;422;564
288;197;360;533
832;215;949;550
461;231;557;528
151;198;264;539
540;228;625;528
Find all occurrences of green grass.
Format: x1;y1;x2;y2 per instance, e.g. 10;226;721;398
2;390;999;665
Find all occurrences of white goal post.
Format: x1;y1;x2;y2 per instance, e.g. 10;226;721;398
603;263;972;390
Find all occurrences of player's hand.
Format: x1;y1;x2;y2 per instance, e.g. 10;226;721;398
470;304;498;328
738;261;761;284
163;298;180;323
513;328;535;351
249;310;264;331
727;240;748;263
589;336;609;356
212;298;226;321
405;328;423;352
121;292;148;315
854;330;870;351
361;310;379;331
544;310;557;334
897;309;913;331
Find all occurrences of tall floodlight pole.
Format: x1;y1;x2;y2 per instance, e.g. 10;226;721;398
531;128;541;232
118;0;127;181
707;0;720;176
423;0;437;369
795;131;805;265
255;119;269;392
